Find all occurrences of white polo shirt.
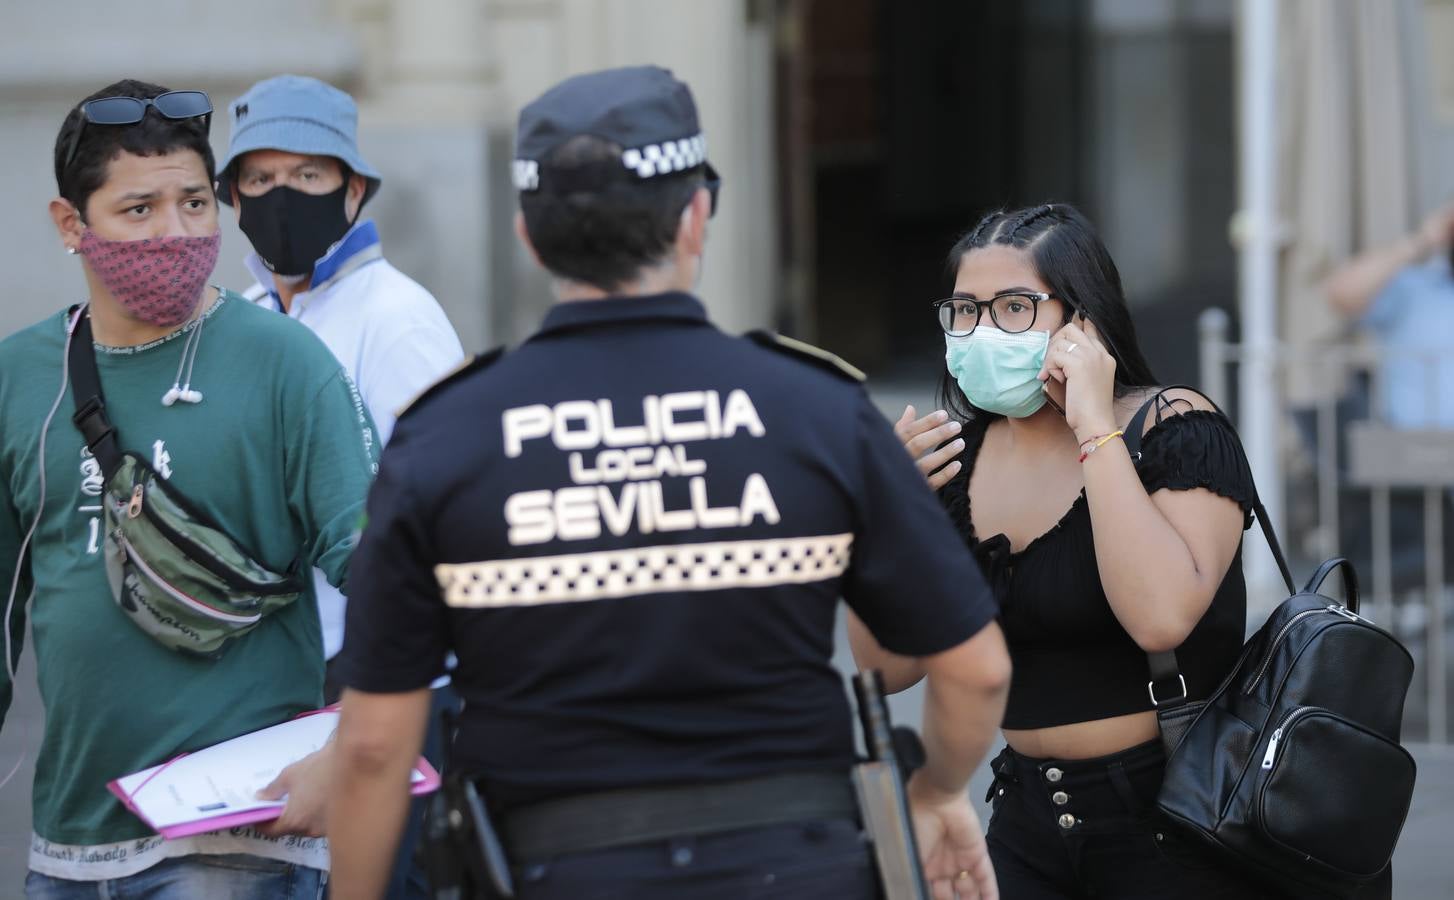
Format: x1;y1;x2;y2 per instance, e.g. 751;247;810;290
245;219;465;660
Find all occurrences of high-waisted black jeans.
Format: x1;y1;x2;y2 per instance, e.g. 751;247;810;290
984;739;1285;899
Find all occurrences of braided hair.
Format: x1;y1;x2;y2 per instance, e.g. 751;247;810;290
937;202;1160;422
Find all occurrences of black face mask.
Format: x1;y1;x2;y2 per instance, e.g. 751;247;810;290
237;183;353;277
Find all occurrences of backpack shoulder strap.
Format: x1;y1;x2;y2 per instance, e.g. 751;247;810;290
1125;385;1296;702
67;309;123;479
1123;384;1225;458
1123;384;1293;593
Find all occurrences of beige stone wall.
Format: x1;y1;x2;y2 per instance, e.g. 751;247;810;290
0;0;778;345
483;0;780;339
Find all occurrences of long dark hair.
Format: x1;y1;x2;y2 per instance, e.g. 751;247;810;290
936;202;1159;423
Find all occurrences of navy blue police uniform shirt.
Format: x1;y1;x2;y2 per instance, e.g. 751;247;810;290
334;292;997;809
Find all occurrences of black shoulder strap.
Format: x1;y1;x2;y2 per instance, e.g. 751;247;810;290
1125;385;1296;700
67;310;123;479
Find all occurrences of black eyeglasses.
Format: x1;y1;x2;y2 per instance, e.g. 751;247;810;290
932;291;1058;336
60;90;214;181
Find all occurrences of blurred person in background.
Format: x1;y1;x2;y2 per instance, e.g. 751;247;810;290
1326;204;1454;430
217;74;465;900
860;203;1287;898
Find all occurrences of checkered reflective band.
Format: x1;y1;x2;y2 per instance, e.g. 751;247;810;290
621;133;707;179
512;159;540;191
514;133;707;190
435;533;854;608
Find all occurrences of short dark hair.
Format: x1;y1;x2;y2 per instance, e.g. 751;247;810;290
519;135;704;291
53;79;216;217
938;202;1160;422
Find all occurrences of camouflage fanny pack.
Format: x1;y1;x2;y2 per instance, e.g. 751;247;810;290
68;308;305;658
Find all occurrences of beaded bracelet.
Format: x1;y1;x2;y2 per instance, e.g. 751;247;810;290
1077;429;1125;463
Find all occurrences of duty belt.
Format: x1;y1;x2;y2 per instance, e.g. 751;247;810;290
501;770;859;861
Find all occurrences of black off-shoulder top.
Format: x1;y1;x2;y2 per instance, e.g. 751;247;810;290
938;408;1255;729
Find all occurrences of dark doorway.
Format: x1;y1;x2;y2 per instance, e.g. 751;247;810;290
775;0;1236;388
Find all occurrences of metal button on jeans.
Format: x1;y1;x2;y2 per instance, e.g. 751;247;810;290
1057;813;1076;829
1052;791;1069;805
1045;767;1063;783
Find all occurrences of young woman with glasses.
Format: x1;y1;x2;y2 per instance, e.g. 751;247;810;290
850;203;1284;897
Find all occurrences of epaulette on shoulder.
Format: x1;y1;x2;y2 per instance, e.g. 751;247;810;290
395;346;507;420
746;330;866;383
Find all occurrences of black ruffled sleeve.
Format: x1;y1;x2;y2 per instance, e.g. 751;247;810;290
1135;409;1256;528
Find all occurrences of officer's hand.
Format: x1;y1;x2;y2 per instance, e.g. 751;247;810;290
894;405;964;491
255;742;333;838
907;775;997;900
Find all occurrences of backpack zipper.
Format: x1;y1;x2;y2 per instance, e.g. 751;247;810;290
1244;605;1362;695
1259;706;1313;771
1261;726;1284;769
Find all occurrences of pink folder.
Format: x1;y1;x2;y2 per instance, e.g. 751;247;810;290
107;705;442;840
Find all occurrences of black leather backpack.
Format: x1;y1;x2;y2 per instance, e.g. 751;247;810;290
1126;389;1417;899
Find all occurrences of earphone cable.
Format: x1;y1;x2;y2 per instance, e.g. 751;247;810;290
0;305;81;790
178;296;210;396
165;309;203;401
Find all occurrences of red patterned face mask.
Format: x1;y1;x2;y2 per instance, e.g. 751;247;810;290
78;230;221;327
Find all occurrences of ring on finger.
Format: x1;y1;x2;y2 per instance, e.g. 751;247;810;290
1064;342;1078;354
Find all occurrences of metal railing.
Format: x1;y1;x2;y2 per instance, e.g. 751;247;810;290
1199;308;1453;742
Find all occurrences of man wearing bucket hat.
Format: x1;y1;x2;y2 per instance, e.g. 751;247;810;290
326;66;1010;899
217;74;463;452
218;73;465;900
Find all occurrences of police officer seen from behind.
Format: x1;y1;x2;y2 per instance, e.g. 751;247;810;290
327;66;1011;900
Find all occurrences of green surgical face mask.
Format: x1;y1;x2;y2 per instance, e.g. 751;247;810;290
945;328;1050;418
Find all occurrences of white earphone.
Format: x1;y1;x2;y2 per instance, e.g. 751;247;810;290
161;386;204;406
159;296;212;408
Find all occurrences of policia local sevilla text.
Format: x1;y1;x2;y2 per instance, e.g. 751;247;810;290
502;390;782;546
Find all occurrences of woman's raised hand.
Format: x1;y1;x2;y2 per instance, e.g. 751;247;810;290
1038;316;1118;444
895;405;965;491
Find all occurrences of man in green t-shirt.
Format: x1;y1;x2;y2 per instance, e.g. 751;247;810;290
0;79;378;898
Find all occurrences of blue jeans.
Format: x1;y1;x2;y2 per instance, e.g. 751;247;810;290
25;854;326;900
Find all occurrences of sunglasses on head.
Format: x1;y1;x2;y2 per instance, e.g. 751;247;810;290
60;90;213;181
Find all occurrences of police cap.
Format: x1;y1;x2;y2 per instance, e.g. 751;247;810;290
511;65;721;210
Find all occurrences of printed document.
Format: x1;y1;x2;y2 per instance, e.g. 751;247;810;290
109;708;436;837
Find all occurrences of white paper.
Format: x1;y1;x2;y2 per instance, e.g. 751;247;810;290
116;710;425;830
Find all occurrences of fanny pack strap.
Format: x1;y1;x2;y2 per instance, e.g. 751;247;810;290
1122;384;1296;708
67;308;123;480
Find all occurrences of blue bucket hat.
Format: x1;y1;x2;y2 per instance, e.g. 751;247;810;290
216;75;381;207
